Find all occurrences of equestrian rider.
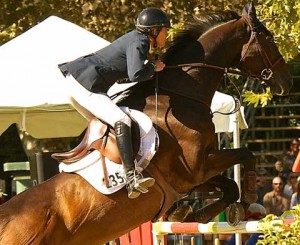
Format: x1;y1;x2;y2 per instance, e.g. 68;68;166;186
58;7;170;199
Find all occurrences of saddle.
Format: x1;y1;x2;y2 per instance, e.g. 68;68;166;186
51;117;140;164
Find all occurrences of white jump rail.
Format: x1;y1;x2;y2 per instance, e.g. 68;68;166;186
152;221;263;245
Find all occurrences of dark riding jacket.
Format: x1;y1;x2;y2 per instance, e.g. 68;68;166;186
59;30;156;93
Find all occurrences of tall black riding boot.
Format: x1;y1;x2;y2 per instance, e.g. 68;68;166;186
114;120;155;199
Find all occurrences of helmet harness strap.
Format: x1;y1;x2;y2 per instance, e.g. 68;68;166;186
149;26;162;48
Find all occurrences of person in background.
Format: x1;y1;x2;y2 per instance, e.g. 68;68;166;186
58;7;171;199
283;172;299;199
290;178;300;209
225;203;266;245
263;176;290;216
277;138;300;184
256;168;272;205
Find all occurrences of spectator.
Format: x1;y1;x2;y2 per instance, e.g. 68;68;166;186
256;168;272;205
225;203;266;245
263;176;290;216
277;138;300;184
290;179;300;209
283;172;299;199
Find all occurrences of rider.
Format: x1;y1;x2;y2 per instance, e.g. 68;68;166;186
58;7;170;199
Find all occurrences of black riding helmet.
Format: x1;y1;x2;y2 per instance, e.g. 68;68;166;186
136;7;171;35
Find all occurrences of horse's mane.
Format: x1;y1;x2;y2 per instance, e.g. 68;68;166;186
163;10;240;62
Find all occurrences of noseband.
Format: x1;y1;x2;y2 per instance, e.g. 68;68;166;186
240;16;284;81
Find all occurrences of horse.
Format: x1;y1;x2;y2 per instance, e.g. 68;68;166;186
0;2;292;244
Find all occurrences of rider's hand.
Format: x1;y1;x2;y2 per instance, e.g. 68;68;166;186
153;60;165;72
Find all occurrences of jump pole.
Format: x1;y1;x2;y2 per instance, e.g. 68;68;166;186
233;103;242;245
152;221;261;245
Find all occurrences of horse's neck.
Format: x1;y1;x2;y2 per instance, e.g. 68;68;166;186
199;18;249;69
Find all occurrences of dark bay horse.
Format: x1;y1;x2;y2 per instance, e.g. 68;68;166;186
0;2;292;244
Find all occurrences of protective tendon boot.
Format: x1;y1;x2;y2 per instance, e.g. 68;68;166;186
194;200;227;224
114;120;155;199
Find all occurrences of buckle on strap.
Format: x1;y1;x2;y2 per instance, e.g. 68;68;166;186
261;68;273;80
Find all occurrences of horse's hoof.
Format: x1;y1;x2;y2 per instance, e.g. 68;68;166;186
167;205;193;222
242;171;258;204
226;203;245;226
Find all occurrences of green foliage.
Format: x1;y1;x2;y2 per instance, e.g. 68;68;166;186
257;0;300;61
256;205;300;244
1;0;299;62
243;87;273;107
0;0;247;44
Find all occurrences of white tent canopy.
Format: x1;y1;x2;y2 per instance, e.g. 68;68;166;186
0;16;246;139
0;16;110;138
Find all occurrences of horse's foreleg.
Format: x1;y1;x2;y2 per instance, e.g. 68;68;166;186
167;175;240;223
205;148;257;204
193;175;240;223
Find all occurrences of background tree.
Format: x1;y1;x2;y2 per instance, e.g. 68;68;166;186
257;0;300;61
1;0;299;61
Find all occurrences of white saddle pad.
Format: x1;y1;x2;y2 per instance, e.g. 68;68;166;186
59;108;158;194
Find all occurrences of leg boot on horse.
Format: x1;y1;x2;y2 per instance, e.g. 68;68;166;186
168;199;238;224
114;120;155;198
167;174;245;224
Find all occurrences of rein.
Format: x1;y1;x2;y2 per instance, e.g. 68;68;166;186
165;61;269;82
166;62;253;76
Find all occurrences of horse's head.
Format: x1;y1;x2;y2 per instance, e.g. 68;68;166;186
239;1;292;95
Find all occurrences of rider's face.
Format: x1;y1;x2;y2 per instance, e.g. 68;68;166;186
156;27;168;48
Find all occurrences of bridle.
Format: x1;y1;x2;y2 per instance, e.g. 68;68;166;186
239;15;284;81
165;16;284;82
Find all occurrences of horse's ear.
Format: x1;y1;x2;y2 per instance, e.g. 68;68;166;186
242;1;261;29
242;1;256;19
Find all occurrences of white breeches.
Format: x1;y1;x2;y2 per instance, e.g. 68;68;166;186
65;74;131;127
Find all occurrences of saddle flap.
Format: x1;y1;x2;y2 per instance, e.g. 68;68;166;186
51;118;111;162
